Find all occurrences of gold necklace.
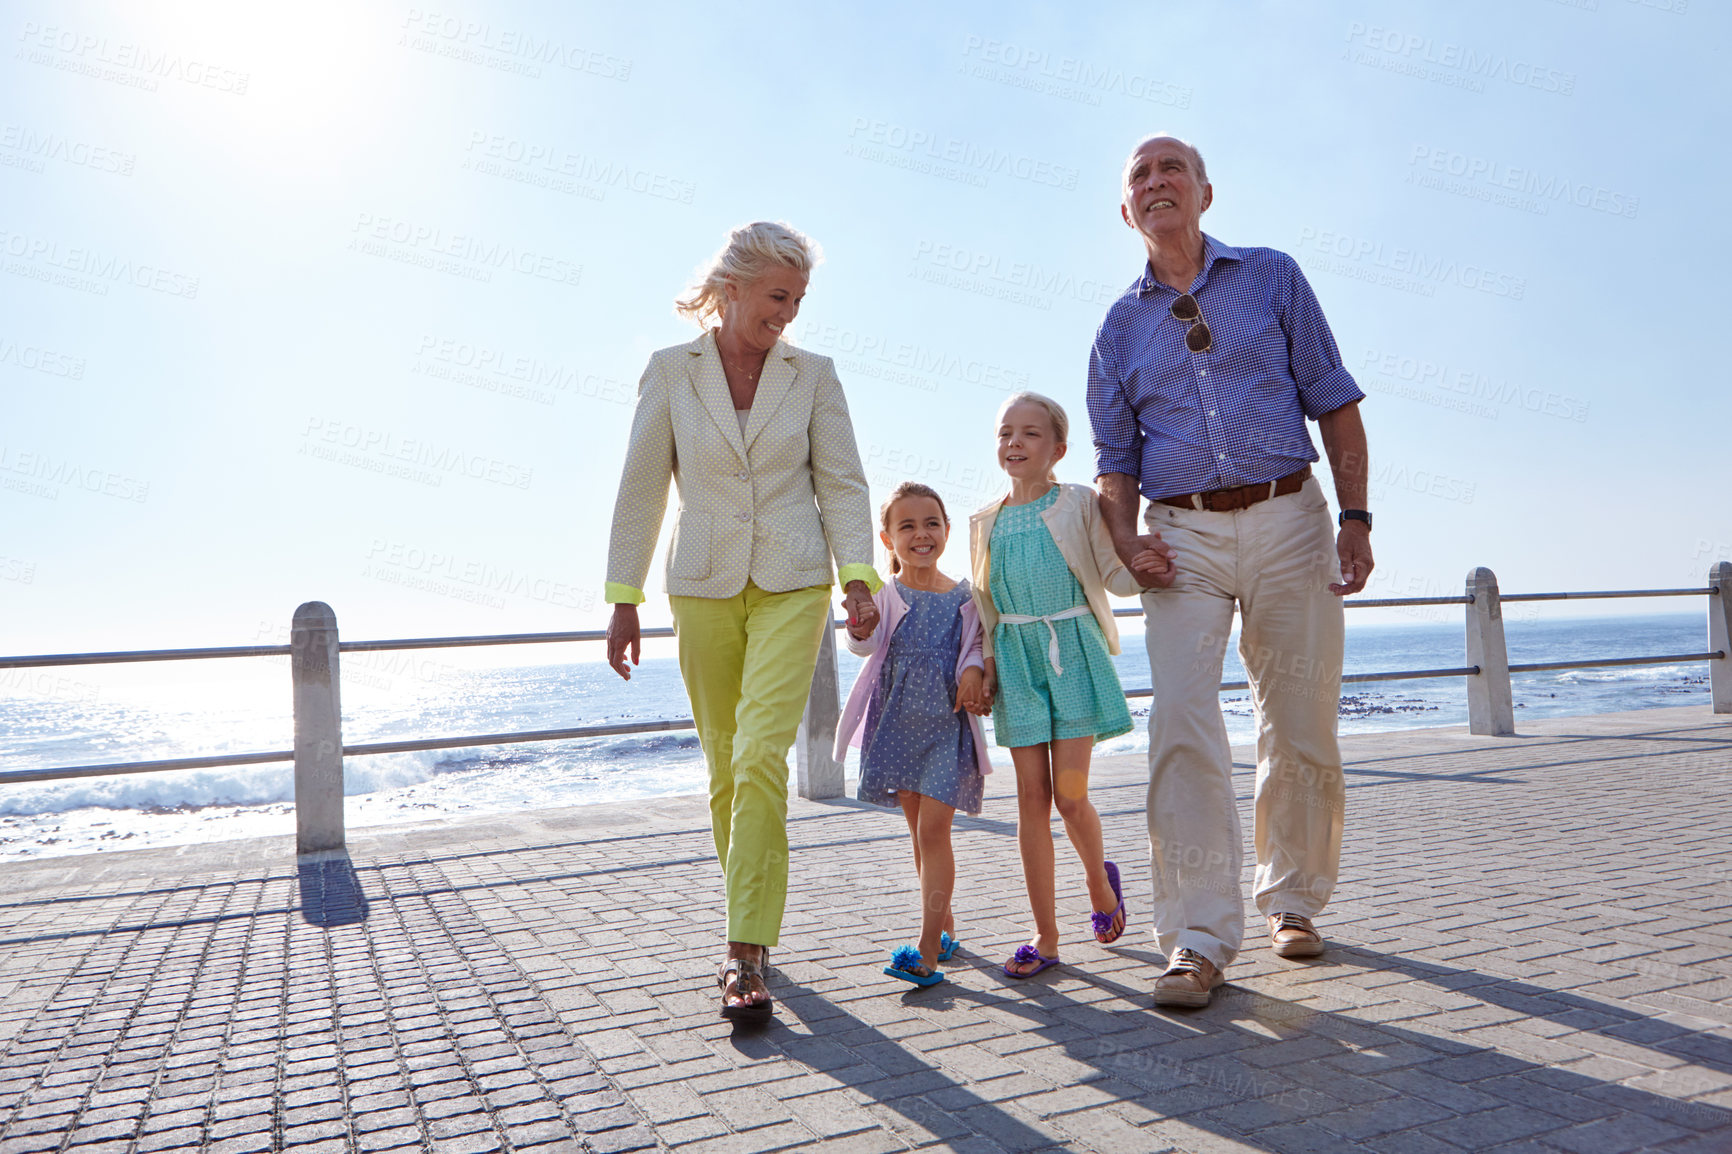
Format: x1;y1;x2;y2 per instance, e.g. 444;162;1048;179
722;353;762;383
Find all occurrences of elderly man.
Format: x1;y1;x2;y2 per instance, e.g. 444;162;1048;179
1091;135;1374;1008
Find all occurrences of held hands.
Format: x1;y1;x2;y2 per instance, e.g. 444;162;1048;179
1121;532;1178;589
606;603;641;681
953;664;993;716
842;579;879;639
1329;522;1374;596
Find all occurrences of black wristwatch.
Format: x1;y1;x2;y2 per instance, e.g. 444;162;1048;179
1339;509;1373;531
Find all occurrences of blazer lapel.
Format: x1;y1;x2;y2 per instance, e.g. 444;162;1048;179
687;331;747;465
742;343;797;454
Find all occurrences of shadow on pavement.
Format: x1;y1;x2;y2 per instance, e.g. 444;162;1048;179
297;851;370;926
762;942;1732;1152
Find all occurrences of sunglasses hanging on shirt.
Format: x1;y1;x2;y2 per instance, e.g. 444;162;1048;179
1170;293;1213;354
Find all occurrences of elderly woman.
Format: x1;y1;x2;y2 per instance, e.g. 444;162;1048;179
604;221;881;1022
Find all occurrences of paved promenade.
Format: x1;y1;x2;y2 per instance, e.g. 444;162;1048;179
1;705;1729;1153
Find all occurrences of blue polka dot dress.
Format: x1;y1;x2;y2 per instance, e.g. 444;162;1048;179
857;580;984;815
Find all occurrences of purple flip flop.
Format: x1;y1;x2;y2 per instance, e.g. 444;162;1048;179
1002;943;1061;979
1091;860;1127;945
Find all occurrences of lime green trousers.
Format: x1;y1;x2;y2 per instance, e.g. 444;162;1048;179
670;581;831;947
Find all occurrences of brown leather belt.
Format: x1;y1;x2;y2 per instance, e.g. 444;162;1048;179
1157;466;1311;513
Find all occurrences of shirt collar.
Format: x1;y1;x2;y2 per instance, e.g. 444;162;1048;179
1137;233;1243;296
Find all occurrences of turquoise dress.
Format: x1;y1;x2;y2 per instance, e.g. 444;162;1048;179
988;488;1133;748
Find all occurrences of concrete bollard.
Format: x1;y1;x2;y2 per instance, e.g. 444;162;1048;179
796;621;845;800
1465;567;1516;736
1711;562;1731;715
292;601;346;852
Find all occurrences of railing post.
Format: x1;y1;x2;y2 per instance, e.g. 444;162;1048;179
292;602;345;852
1710;562;1731;715
796;621;844;800
1464;567;1516;736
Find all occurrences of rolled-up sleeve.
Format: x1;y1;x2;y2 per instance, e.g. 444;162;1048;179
1280;256;1365;419
808;358;883;593
604;356;674;604
1087;326;1142;478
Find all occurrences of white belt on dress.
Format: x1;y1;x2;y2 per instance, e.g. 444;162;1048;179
997;606;1092;676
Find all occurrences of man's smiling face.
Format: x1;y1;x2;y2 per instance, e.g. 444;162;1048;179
1120;137;1213;245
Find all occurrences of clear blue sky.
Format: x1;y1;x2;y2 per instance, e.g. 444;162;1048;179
3;0;1727;654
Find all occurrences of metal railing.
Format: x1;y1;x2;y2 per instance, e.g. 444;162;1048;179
2;563;1728;854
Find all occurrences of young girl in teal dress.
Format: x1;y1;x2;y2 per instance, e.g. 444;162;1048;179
967;392;1162;978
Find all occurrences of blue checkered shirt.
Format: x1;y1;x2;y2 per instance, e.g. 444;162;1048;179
1088;235;1364;501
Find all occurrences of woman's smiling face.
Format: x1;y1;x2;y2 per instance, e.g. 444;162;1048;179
723;267;807;353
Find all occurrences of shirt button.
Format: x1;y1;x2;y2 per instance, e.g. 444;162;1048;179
737;472;748;481
1199;369;1208;377
1208;409;1217;417
1217;453;1226;460
737;512;750;522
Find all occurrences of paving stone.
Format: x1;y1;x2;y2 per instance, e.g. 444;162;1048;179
1545;1111;1691;1153
1419;1103;1571;1147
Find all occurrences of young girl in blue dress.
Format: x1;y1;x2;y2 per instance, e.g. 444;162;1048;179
835;482;994;987
967;392;1168;978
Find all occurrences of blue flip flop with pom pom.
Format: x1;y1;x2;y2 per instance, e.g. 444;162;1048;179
937;931;960;962
885;945;945;987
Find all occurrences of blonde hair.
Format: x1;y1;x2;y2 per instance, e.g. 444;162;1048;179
997;391;1069;483
879;482;950;575
674;221;821;329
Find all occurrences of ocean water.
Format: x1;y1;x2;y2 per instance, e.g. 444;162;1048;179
0;612;1713;860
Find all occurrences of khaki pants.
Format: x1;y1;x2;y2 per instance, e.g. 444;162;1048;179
670;581;832;948
1140;477;1346;969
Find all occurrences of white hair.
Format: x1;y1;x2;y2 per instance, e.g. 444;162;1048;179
1123;133;1208;185
674;221;821;328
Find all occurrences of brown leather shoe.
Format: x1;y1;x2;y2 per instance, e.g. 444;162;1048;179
1268;912;1325;958
1152;948;1224;1008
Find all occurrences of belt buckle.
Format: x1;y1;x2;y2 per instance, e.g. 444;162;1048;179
1212;487;1248;513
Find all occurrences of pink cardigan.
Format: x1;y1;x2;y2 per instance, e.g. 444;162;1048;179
832;579;993;776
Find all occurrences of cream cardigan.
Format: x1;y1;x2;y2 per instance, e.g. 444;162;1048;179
967;483;1146;660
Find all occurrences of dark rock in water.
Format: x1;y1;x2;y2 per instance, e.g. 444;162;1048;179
602;733;701;758
1337;693;1438;719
